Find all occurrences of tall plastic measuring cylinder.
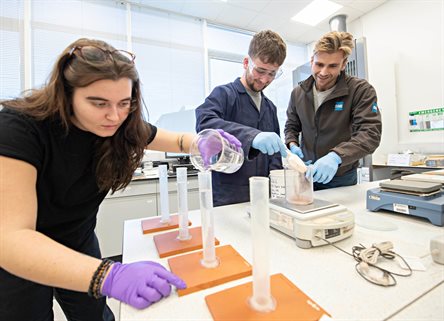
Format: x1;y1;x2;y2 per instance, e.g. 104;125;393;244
248;176;276;312
158;165;170;223
198;171;219;268
176;167;191;240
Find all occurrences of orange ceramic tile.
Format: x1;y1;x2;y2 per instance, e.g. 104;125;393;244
205;273;331;320
153;226;220;258
168;245;252;296
141;214;191;234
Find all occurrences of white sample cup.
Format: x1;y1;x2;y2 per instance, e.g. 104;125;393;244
269;169;285;199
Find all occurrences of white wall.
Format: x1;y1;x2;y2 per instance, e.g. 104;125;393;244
349;0;444;163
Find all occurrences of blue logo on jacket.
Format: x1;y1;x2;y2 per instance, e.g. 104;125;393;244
334;101;344;111
371;102;378;113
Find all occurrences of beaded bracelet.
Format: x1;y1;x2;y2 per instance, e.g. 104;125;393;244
88;259;114;299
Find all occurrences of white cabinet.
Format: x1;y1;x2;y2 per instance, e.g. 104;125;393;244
95;175;199;258
96;180;157;257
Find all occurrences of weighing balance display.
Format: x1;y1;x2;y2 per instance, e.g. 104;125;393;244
268;198;354;249
366;188;444;226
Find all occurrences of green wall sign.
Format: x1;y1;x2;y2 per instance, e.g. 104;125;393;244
409;107;444;132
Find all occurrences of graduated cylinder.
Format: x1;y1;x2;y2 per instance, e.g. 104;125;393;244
248;176;276;312
176;167;191;240
198;171;219;268
158;165;170;223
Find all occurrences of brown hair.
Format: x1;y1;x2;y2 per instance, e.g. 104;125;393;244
313;31;354;58
248;30;287;66
1;38;151;193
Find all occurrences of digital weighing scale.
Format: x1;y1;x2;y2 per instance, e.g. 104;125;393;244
268;198;355;249
366;188;444;226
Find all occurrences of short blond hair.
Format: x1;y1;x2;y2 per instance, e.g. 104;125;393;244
313;31;354;58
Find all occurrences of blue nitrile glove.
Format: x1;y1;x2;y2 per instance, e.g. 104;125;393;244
101;261;186;310
310;152;342;184
252;132;287;156
198;129;242;168
305;164;314;180
290;145;312;166
289;144;304;159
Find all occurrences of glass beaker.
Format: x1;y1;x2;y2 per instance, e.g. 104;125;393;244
285;169;313;205
190;129;244;174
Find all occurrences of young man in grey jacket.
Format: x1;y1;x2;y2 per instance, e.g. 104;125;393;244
285;31;382;190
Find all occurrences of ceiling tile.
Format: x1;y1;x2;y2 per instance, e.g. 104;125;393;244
261;0;311;20
245;12;286;33
348;0;388;13
133;0;390;45
135;0;186;13
214;4;260;29
334;0;355;6
181;1;226;20
228;0;271;12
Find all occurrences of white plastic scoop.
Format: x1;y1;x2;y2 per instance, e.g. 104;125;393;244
284;147;307;173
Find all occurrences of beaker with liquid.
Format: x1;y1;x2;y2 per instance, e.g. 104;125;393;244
285;168;313;205
190;129;244;173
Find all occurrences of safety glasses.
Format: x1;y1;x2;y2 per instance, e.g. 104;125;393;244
68;45;136;64
248;57;283;80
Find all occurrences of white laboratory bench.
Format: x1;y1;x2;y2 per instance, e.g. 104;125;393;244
371;163;444;181
120;181;444;321
96;170;199;257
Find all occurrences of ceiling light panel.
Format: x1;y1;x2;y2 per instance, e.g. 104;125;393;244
291;0;342;26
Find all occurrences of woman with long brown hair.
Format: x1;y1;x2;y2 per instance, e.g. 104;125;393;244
0;38;239;321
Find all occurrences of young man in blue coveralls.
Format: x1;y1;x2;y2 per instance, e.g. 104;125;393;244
195;30;288;206
285;31;382;190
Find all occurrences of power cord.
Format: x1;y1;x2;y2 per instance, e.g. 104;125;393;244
316;237;412;287
354;241;394;264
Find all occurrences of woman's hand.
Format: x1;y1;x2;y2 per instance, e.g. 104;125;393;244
101;261;186;309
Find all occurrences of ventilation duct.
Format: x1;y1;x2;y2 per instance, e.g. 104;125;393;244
329;14;347;32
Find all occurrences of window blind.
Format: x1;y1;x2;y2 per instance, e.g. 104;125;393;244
0;1;23;100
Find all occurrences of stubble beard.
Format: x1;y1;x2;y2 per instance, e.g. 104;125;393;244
246;74;267;92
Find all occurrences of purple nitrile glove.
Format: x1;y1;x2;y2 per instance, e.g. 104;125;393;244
101;261;186;310
310;152;342;184
198;129;242;168
198;133;222;168
216;129;242;148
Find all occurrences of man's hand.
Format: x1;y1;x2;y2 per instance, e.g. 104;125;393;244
309;152;341;184
289;144;304;159
252;132;287;156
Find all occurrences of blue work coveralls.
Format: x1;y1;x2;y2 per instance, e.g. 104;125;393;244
195;78;283;206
